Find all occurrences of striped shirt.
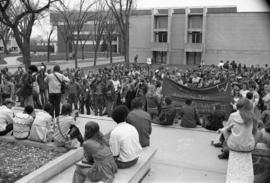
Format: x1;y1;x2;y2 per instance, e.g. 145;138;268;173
13;113;34;139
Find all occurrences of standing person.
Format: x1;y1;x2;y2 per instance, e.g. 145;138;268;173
240;82;249;98
67;77;81;110
104;76;115;117
92;76;105;116
21;65;38;107
180;99;201;128
126;97;152;147
72;122;118;183
0;99;15;136
109;105;142;169
45;65;70;117
79;79;91;115
145;85;160;120
37;66;48;106
1;76;15;102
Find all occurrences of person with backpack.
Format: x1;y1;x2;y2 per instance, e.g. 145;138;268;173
45;65;70;117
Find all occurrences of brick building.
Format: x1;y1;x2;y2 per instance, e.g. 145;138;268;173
129;7;270;66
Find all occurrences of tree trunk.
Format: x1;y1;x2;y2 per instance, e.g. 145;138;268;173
109;39;113;64
94;47;97;66
81;45;85;60
65;41;69;61
22;42;31;70
47;39;51;62
125;25;129;64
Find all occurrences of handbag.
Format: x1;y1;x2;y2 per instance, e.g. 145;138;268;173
54;73;66;94
56;118;79;149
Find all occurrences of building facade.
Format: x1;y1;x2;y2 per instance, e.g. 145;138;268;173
129;7;270;66
0;35;20;53
51;12;120;55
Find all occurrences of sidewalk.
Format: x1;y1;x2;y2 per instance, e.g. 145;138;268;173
0;56;124;73
47;126;227;183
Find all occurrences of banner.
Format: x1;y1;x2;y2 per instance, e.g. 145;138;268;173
162;78;233;114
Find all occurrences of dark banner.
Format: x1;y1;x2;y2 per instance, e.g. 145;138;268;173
162;78;233;114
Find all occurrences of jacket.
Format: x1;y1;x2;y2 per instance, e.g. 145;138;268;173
223;111;255;152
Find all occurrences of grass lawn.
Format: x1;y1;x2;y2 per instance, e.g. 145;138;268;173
17;52;121;63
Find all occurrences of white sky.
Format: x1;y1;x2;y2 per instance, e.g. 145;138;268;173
32;0;270;39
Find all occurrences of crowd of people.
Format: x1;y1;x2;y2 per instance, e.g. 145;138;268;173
0;60;270;181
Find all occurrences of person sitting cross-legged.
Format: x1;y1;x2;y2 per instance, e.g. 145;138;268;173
109;105;142;169
0;98;15;136
202;104;227;131
180;99;201;128
126;97;152;147
153;97;176;126
72;121;118;183
13;105;35;139
28;103;54;143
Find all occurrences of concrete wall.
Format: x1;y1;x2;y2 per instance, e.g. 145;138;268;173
170;14;186;65
205;13;270;66
129;15;152;63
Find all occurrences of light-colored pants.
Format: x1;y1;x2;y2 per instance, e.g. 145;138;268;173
24;95;34;107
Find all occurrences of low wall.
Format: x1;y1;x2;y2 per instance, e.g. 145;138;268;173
252;143;270;183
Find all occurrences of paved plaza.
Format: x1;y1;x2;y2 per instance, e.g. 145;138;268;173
47;125;227;183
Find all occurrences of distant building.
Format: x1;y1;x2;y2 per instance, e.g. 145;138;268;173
0;34;20;53
129;7;270;66
50;12;120;54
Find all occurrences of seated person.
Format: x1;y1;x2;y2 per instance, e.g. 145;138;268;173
13;105;35;139
260;121;270;148
202;104;226;131
109;105;142;169
217;98;262;159
72;122;118;183
126;97;152;147
180;99;200;128
0;98;15;136
28;103;54;143
53;103;83;148
153;97;176;126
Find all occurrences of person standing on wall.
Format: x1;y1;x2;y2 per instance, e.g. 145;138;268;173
45;65;70;117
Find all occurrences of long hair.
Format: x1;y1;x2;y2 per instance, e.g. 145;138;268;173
237;98;254;125
84;121;108;146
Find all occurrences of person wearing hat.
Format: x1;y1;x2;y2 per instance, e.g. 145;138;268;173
0;98;15;136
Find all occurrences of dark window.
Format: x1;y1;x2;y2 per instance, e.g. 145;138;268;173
155;32;167;43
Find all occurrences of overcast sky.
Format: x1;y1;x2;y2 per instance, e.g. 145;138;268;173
32;0;270;39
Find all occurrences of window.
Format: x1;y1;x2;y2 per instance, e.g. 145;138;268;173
188;32;202;43
154;32;167;43
188;15;203;29
155;16;168;29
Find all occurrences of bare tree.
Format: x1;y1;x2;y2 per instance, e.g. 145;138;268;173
0;22;12;54
104;10;117;64
54;0;96;68
78;32;92;60
105;0;136;64
0;0;59;70
37;13;56;62
92;0;108;66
